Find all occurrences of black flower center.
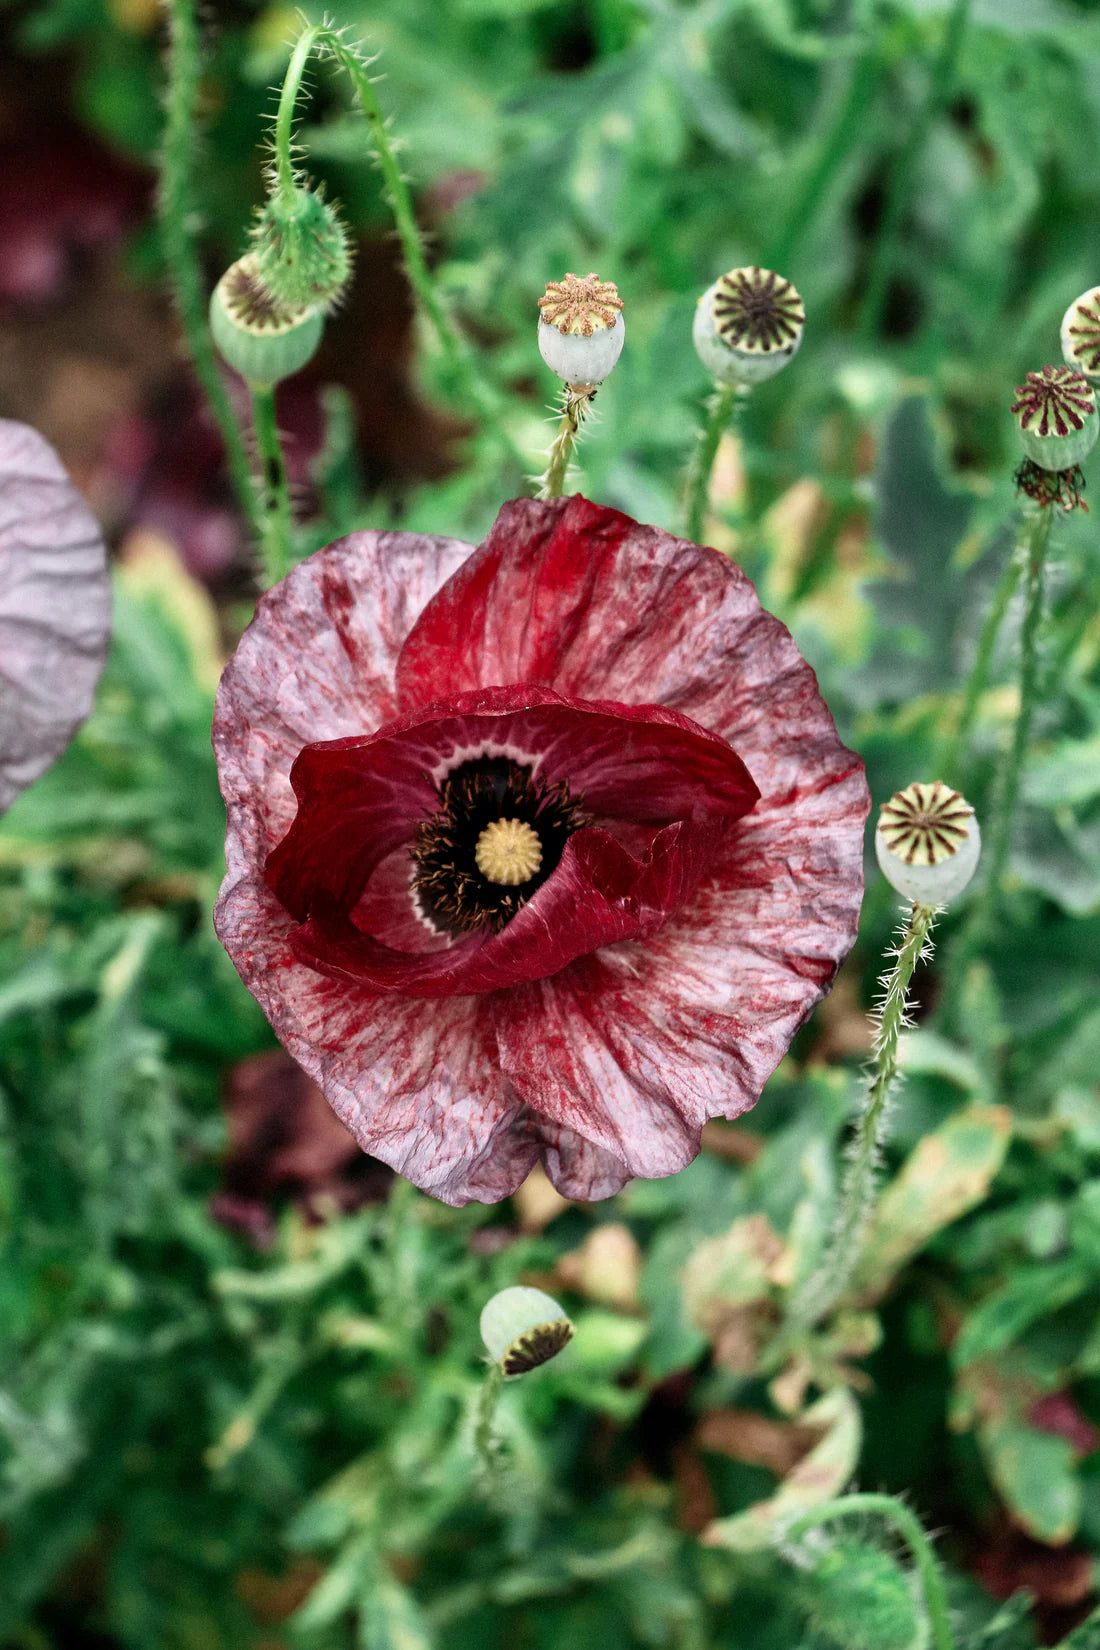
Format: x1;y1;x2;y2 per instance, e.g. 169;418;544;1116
411;755;590;936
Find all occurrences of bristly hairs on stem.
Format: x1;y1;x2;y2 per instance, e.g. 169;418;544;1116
790;901;941;1332
536;384;599;500
265;15;525;474
157;0;264;547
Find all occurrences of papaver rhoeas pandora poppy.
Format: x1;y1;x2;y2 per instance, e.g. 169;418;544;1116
214;496;868;1205
0;419;111;814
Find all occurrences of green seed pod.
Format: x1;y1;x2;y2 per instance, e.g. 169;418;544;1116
875;781;980;907
805;1542;921;1650
479;1286;574;1378
209;255;324;389
693;265;804;388
1060;286;1100;388
1011;365;1098;472
252;186;352;312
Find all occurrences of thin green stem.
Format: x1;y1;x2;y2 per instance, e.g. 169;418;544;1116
539;386;591;499
787;1494;955;1650
763;49;881;273
938;538;1024;782
272;27;523;471
249;385;294;587
474;1360;505;1484
792;902;938;1330
858;0;972;338
157;0;262;542
683;386;745;544
975;503;1053;917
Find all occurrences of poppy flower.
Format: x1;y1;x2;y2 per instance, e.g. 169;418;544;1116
213;495;868;1205
0;419;111;814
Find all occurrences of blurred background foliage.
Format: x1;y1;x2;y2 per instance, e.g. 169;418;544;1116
4;0;1100;1644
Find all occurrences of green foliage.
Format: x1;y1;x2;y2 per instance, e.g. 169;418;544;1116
5;0;1100;1644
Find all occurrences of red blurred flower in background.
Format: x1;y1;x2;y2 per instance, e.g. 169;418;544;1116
213;496;868;1205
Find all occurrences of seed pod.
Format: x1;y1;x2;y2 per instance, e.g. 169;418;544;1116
1060;286;1100;388
693;265;804;388
537;272;625;385
252;186;352;312
805;1543;921;1650
875;781;981;906
1011;365;1098;472
479;1286;574;1377
209;255;324;388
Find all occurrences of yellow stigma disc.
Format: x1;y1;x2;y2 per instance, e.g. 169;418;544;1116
474;818;543;886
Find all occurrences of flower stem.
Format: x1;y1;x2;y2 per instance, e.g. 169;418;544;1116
271;25;523;470
249;385;294;587
787;1493;955;1650
474;1360;504;1483
157;0;262;543
684;386;746;544
539;385;592;500
858;0;972;338
792;902;938;1329
937;536;1024;782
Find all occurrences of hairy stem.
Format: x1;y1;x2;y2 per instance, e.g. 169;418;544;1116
788;1493;955;1650
683;386;745;544
938;537;1024;782
858;0;972;338
157;0;262;542
792;902;938;1328
273;26;523;469
539;386;592;499
474;1360;504;1484
249;385;294;587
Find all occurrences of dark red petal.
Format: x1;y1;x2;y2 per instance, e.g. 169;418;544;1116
0;419;110;812
263;686;755;997
213;527;472;857
212;875;538;1206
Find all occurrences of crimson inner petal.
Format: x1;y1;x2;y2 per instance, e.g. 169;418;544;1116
265;684;759;998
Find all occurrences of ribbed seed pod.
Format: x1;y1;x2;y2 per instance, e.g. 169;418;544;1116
479;1286;574;1378
693;265;804;388
1011;365;1098;472
875;781;981;906
209;255;324;388
537;272;625;385
1060;286;1100;388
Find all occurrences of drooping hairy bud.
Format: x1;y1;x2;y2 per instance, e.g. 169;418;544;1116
209;254;324;388
252;186;352;312
805;1543;921;1650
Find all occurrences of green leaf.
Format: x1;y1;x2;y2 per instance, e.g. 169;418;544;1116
953;1257;1092;1368
983;1423;1081;1546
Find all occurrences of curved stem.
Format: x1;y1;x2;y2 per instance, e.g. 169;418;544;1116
249;385;293;587
858;0;972;338
271;27;523;470
684;386;744;544
792;902;938;1329
157;0;262;543
938;538;1024;782
787;1493;955;1650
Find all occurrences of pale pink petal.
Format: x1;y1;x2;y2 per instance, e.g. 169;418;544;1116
214;870;536;1206
213;529;471;852
0;419;110;812
534;1118;632;1201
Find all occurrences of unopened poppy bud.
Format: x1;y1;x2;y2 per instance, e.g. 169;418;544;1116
537;272;625;385
693;265;804;388
1060;286;1100;388
1011;365;1098;472
252;185;352;312
479;1286;574;1377
875;781;981;906
209;254;324;388
806;1543;920;1650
